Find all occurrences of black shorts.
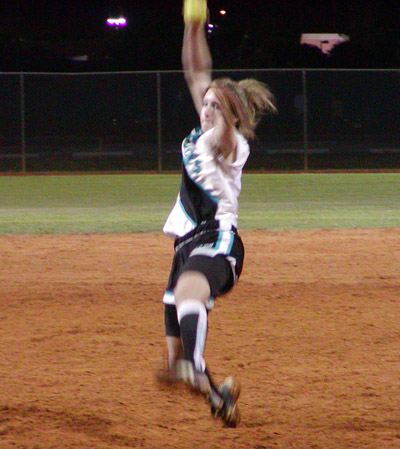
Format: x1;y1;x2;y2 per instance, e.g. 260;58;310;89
163;220;245;312
170;253;235;297
164;253;240;338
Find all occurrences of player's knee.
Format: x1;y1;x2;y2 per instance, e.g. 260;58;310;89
175;271;210;307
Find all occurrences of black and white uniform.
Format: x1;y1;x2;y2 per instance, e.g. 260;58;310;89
163;126;249;321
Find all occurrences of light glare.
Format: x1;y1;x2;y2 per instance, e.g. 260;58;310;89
106;17;127;27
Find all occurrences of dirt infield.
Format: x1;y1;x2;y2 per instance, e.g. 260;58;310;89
1;229;399;449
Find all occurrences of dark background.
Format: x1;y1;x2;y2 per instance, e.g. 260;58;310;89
1;0;399;71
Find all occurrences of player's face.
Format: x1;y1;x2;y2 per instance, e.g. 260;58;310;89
200;89;223;132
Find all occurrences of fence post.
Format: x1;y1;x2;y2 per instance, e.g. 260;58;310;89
302;69;309;172
156;71;162;173
20;73;26;173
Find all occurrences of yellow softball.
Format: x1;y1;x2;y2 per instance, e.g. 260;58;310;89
183;0;207;24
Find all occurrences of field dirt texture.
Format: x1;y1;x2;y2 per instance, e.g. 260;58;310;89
0;229;399;449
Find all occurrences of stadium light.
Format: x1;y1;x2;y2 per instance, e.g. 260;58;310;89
106;17;127;27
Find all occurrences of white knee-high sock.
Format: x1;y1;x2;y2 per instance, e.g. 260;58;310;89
177;300;207;372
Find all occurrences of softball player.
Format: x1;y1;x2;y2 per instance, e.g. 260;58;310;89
158;0;276;427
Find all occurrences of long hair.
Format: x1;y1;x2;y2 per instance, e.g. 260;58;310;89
209;78;277;140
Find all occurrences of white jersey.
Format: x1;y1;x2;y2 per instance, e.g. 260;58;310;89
163;126;250;239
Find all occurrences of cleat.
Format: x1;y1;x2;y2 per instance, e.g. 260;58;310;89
174;360;212;396
211;376;241;428
154;359;212;396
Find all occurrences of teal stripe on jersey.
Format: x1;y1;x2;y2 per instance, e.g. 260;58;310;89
179;198;197;226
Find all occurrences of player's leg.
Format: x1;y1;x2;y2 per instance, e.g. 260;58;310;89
174;271;227;413
166;336;182;368
175;270;210;372
155;305;184;385
164;304;183;368
174;257;241;427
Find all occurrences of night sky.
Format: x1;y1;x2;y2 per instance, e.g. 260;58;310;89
1;0;399;70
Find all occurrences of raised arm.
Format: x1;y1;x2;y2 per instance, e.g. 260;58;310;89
182;1;212;115
182;0;238;159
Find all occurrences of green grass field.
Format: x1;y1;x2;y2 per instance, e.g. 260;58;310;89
0;173;399;234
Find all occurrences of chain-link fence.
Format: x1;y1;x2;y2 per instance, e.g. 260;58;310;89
1;69;399;172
